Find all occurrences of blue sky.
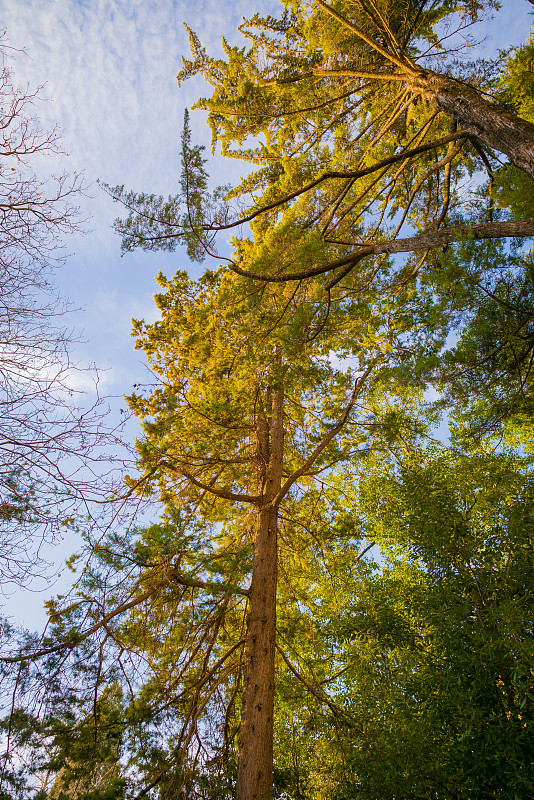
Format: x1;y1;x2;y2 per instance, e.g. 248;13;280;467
0;0;533;626
2;0;279;399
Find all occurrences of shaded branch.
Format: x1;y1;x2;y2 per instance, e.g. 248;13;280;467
160;460;260;504
276;644;362;730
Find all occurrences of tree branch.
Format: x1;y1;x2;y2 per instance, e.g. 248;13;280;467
1;569;248;663
230;218;534;284
313;0;412;72
160;460;260;504
276;644;362;730
274;357;379;504
206;129;471;233
0;584;158;662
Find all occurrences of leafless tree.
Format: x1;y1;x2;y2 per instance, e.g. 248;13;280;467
0;34;130;588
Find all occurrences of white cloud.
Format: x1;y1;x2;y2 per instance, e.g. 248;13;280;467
3;0;277;192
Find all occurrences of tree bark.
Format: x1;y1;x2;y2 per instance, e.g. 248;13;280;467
236;381;285;800
417;70;534;180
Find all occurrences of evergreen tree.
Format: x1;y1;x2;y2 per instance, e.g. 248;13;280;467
108;1;534;289
1;262;426;797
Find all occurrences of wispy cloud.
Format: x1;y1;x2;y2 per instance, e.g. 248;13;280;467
4;0;276;191
1;0;267;398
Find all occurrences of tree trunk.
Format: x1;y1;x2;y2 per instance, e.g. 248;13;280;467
417;70;534;180
235;382;284;800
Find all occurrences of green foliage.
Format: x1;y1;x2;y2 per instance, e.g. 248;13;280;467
0;690;126;800
268;443;534;799
501;39;534;123
45;685;126;800
492;163;534;221
345;445;534;798
489;36;534;220
436;243;534;437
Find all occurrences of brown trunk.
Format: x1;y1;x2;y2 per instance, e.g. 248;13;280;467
235;381;284;800
417;70;534;180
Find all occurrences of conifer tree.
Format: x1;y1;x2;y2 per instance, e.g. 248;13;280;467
103;265;388;799
108;1;534;291
0;257;429;798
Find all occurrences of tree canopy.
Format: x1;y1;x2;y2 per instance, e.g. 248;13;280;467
110;0;534;284
2;3;534;799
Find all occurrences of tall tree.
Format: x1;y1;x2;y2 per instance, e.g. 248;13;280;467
93;266;381;800
0;259;427;798
0;36;123;586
